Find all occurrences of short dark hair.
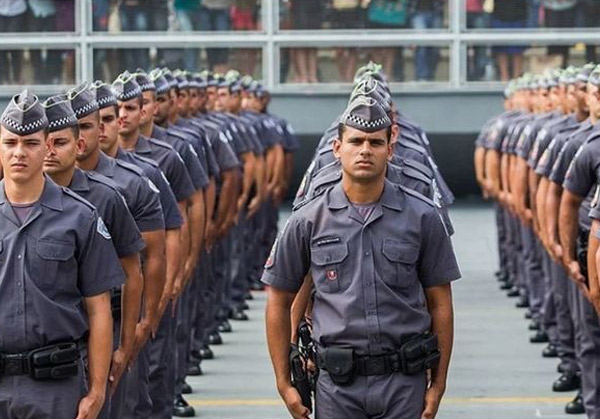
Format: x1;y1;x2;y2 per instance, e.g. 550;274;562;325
337;123;392;143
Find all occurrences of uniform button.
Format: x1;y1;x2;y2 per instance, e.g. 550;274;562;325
17;255;22;259
17;309;23;315
364;251;370;256
16;282;21;287
365;282;372;286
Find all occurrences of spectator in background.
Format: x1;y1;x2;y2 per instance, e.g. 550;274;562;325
527;0;542;27
199;0;235;74
491;0;527;82
332;0;363;82
542;0;577;66
366;0;409;82
174;0;201;70
55;0;75;84
409;0;444;81
280;0;291;82
466;0;490;81
290;0;322;83
578;0;600;62
119;0;151;70
28;0;62;84
231;0;260;76
0;0;27;84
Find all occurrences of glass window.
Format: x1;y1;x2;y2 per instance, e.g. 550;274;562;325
93;0;263;33
280;46;450;84
0;0;76;33
279;0;449;31
465;0;591;30
466;43;594;83
0;48;76;85
93;47;263;81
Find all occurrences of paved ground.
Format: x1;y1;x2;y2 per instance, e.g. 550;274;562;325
182;201;578;418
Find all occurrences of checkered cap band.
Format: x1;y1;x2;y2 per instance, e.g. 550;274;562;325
111;85;142;101
1;115;47;134
48;113;78;131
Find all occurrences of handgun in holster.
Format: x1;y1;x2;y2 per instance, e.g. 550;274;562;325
290;344;312;412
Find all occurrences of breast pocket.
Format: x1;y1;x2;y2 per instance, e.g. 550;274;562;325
311;243;349;293
381;239;419;289
35;240;76;294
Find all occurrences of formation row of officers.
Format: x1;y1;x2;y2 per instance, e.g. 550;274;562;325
0;68;298;418
474;65;600;417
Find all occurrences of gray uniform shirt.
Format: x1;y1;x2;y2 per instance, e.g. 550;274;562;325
0;178;124;353
262;180;460;356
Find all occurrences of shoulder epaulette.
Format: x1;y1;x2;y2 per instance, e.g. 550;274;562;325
292;187;327;212
86;171;120;192
398;139;427;154
399;184;435;207
400;166;432;184
114;157;146;175
318;146;332;156
402;158;433;179
132;153;160;169
62;187;96;211
148;137;176;151
168;129;188;141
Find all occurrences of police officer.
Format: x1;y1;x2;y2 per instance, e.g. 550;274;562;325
66;82;168;419
264;99;460;419
0;90;124;418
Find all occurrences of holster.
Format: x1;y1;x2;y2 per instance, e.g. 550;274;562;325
318;347;355;386
290;344;312;412
577;230;590;285
399;332;441;376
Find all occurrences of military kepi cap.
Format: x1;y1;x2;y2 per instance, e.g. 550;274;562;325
68;82;100;119
90;80;118;110
340;96;392;133
112;71;143;101
1;89;49;135
43;94;78;133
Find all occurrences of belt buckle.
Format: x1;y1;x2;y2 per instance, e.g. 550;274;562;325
3;354;28;376
365;356;386;375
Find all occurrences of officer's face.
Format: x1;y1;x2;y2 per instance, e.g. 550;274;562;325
206;87;217;110
44;127;83;175
575;82;589;114
189;88;199;114
228;92;242;113
333;126;392;184
0;127;47;184
177;89;190;116
117;98;143;135
246;94;262;112
587;83;600;120
76;112;100;162
98;106;119;154
196;89;207;112
216;87;230;112
155;93;170;125
141;91;157;126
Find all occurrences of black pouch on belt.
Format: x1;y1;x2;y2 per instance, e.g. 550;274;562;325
29;342;80;380
321;347;355;386
400;332;440;375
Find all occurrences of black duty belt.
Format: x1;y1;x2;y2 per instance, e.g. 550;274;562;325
0;342;80;380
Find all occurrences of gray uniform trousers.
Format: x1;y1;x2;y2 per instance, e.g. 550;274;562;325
247;205;268;285
123;343;152;419
97;321;126;419
521;226;545;320
0;363;87;419
228;209;249;309
175;266;200;396
551;260;578;374
503;211;518;288
192;250;212;354
576;287;600;418
147;303;176;419
211;233;232;334
541;250;558;344
315;371;426;419
495;203;509;276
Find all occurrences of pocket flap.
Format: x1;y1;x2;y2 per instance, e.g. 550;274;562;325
324;347;354;376
312;243;349;266
37;240;74;261
382;239;419;264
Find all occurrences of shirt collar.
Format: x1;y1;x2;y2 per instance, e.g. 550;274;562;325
327;178;403;212
0;176;63;211
96;152;116;177
68;168;90;193
134;135;153;154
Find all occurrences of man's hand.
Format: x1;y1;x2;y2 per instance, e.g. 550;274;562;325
550;243;563;263
74;390;104;419
247;196;261;219
590;288;600;315
205;221;216;252
567;260;585;284
171;275;185;303
280;385;311;419
129;320;152;368
108;348;128;395
421;382;445;419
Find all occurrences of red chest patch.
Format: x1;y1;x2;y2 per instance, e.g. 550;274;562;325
326;269;338;281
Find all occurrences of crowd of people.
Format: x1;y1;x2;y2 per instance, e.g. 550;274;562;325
0;67;298;419
474;66;600;417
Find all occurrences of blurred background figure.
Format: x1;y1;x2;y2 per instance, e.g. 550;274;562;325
174;0;201;70
542;0;577;66
231;0;260;76
409;0;444;81
366;0;409;82
490;0;527;82
331;0;363;82
119;0;151;70
289;0;322;83
466;0;491;81
198;0;234;73
578;0;600;62
0;0;27;84
28;0;62;84
527;0;542;27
